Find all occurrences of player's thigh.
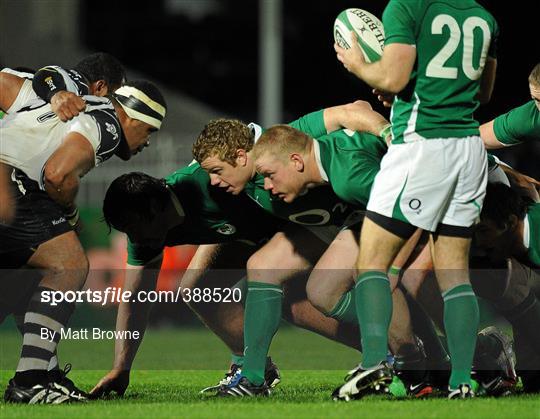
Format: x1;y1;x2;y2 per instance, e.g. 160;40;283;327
0;167;75;269
306;229;357;311
246;225;326;285
430;233;472;292
28;230;88;293
356;217;406;271
399;241;433;298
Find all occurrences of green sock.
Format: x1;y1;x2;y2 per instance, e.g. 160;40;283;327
231;354;244;367
355;271;392;368
327;290;358;325
443;283;479;389
242;282;282;385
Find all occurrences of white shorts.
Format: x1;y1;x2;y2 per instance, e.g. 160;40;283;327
367;136;487;232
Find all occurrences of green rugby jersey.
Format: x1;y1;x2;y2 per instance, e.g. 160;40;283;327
288;109;327;139
493;101;540;145
243;110;362;227
244;175;358;227
525;202;540;268
383;0;498;143
315;130;387;207
127;163;280;266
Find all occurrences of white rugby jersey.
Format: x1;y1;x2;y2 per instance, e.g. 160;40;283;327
1;66;89;114
0;95;122;189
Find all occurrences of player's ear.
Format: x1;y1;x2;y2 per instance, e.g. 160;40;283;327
236;149;248;166
291;153;304;172
90;80;108;96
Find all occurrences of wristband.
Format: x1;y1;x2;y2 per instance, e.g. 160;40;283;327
45;88;62;103
378;124;392;142
65;207;80;228
388;265;402;276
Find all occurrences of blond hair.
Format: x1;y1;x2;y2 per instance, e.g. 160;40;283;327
192;119;254;165
529;63;540;86
252;125;312;163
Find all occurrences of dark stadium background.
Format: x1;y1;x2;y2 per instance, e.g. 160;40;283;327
83;0;539;178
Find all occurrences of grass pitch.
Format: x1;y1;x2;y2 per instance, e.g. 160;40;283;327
1;328;539;418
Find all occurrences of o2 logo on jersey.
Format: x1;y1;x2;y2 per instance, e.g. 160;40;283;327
289;209;331;226
217;223;237;235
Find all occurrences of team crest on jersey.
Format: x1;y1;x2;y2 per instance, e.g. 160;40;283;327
217;223;236;235
105;122;118;140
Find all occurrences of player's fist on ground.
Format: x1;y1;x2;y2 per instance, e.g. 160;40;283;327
89;369;130;399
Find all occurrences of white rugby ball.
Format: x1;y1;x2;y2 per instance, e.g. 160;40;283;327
334;8;385;63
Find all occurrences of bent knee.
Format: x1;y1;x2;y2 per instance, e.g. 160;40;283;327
306;283;334;314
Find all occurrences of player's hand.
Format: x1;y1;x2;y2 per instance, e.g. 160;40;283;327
89;369;130;399
50;91;86;122
503;166;540;202
334;31;365;78
372;89;395;108
514;173;540;202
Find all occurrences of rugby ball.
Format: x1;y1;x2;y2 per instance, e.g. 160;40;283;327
334;8;385;63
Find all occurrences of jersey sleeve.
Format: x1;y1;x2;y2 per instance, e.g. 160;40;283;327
493;101;540;145
1;67;34;79
127;238;164;266
6;79;38;113
288;109;327;138
32;66;88;102
65;109;121;166
64;114;100;156
382;0;417;46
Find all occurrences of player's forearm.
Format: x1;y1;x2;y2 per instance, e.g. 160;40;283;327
353;44;415;94
476;57;497;105
113;265;160;370
347;103;390;138
323;102;390;139
353;61;395;92
113;300;153;370
43;171;79;210
32;66;70;103
480;120;505;149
